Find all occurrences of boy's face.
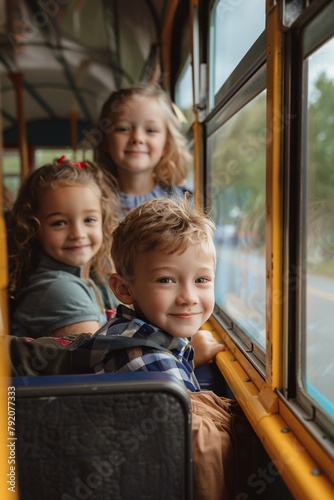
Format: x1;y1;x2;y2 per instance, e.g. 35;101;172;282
124;244;215;338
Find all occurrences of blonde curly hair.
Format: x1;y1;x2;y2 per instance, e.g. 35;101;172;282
94;83;192;187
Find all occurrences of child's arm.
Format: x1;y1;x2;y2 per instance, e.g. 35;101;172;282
101;346;201;392
52;320;100;337
7;333;93;376
189;329;226;368
11;276;106;339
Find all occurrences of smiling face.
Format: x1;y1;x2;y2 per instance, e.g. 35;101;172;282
37;184;103;277
105;96;168;186
110;244;215;338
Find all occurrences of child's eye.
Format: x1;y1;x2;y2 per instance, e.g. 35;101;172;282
115;125;130;132
147;128;159;134
85;217;98;224
157;277;174;284
50;220;66;227
196;277;211;284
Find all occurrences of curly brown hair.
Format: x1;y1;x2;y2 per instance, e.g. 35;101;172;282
8;159;120;296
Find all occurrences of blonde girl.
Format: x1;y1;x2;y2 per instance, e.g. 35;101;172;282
94;83;192;214
9;158;120;338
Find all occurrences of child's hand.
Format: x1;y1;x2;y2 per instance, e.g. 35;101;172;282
189;329;226;368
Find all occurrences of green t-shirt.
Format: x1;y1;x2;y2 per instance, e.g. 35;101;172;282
11;253;118;338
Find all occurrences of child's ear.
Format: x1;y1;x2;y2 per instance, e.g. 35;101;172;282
109;273;134;305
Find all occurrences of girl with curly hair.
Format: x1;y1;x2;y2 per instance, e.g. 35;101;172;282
8;158;120;338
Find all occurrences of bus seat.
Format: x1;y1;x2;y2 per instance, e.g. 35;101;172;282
195;363;235;398
13;372;192;500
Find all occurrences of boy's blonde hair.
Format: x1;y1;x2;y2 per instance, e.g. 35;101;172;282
94;83;192;186
111;196;216;279
9;160;120;295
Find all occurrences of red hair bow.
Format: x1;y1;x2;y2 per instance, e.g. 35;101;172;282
57;155;86;169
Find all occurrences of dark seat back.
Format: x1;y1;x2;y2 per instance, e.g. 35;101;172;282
14;372;192;500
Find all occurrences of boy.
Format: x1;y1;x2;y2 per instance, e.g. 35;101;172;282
94;196;237;499
99;196;217;388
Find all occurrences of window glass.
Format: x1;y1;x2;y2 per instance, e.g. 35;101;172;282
2;148;94;203
34;148;93;169
3;150;21;199
210;91;266;348
209;0;265;99
305;36;334;417
174;55;195;192
174;56;194;130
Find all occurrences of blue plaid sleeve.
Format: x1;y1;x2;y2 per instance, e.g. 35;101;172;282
99;348;200;392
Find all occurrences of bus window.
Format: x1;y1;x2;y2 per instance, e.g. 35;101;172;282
34;147;93;168
174;56;195;193
209;89;266;354
209;0;265;108
3;150;21;198
304;36;334;420
175;56;194;131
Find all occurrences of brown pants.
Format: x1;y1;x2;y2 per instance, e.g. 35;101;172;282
190;391;238;500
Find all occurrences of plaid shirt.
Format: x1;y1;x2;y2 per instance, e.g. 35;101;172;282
9;305;200;391
86;305;201;392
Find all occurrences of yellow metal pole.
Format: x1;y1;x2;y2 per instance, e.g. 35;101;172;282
9;72;29;181
266;0;283;390
160;0;179;93
0;74;18;500
189;0;204;208
70;110;78;160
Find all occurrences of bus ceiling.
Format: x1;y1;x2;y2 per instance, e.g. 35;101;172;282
0;0;174;148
